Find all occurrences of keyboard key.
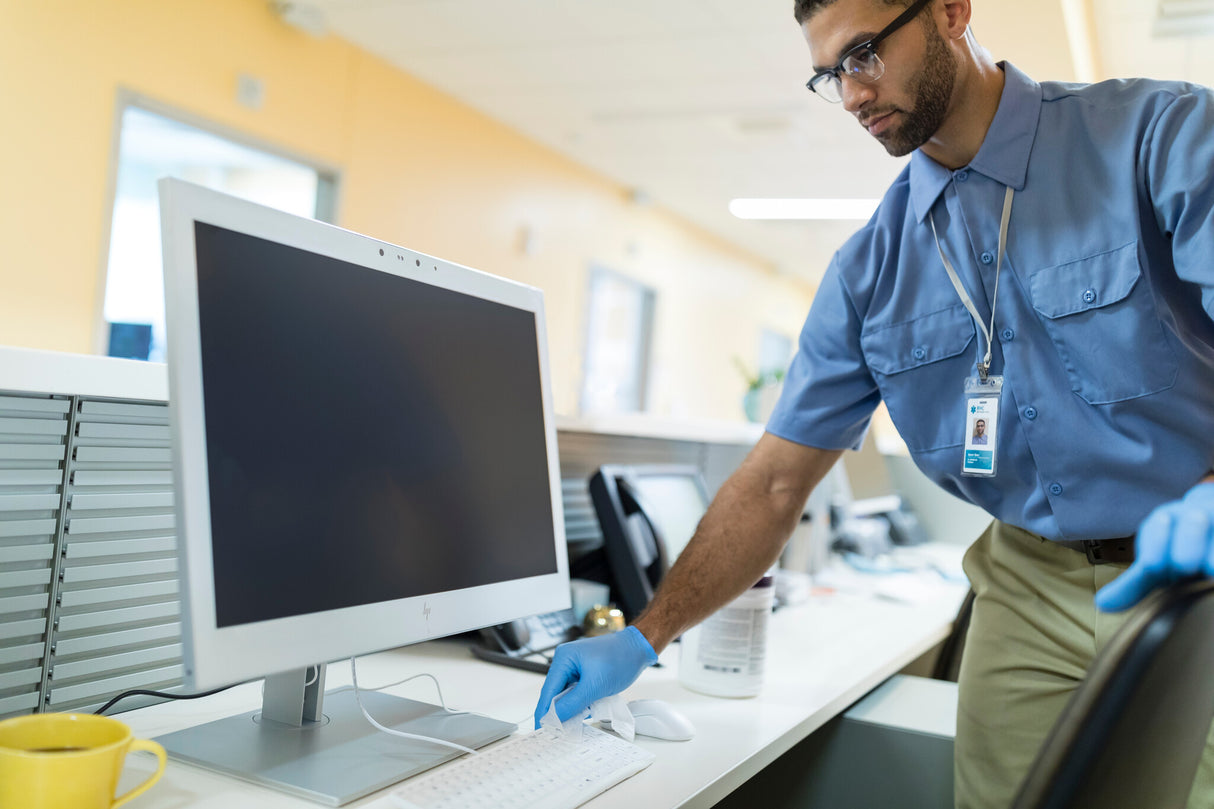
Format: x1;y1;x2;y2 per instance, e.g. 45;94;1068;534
390;725;654;809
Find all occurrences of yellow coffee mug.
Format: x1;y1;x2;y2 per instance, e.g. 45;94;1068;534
0;712;166;809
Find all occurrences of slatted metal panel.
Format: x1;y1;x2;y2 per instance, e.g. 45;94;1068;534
560;478;603;548
48;397;182;713
0;394;69;719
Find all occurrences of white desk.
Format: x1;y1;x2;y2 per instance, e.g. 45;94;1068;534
115;574;967;809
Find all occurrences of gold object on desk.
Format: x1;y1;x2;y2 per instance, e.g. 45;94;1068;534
582;605;626;637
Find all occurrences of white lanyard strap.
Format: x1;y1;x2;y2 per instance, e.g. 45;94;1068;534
928;185;1014;381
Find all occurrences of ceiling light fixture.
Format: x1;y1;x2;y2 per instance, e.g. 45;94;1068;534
729;198;881;221
1154;0;1214;36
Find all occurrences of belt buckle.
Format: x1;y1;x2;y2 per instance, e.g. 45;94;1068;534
1082;540;1108;565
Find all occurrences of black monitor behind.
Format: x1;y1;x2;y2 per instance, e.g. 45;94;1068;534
588;464;709;623
1013;577;1214;809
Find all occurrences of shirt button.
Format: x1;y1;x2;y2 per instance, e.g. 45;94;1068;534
1082;288;1097;304
1049;483;1064;496
1001;328;1015;341
1024;406;1037;420
912;346;927;360
955;170;969;182
980;251;994;265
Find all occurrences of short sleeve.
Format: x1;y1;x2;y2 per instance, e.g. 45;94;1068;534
1143;85;1214;321
765;258;881;450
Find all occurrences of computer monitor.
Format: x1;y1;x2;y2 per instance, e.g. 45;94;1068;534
156;178;569;804
588;465;710;621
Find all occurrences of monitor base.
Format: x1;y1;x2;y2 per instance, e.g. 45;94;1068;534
156;689;515;806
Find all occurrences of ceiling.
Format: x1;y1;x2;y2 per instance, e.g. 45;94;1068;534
300;0;1214;285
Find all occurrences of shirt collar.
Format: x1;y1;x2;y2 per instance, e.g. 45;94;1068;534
908;61;1042;223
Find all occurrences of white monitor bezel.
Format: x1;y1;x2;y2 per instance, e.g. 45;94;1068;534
159;178;570;690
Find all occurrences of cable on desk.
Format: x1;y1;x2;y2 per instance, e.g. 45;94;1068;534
330;667;463;711
337;662;530;726
92;684;239;716
349;657;480;755
354;669;531;730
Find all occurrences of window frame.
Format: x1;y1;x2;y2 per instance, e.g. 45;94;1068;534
93;89;342;356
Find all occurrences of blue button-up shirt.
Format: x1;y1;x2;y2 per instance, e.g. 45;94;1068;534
767;63;1214;541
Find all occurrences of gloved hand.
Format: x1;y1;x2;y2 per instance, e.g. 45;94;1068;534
1096;481;1214;612
533;625;658;728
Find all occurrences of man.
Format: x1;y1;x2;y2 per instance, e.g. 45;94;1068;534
534;1;1214;806
971;418;987;444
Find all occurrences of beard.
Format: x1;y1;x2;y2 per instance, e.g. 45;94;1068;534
870;22;956;157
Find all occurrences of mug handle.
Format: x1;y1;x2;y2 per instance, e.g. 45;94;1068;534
112;738;168;808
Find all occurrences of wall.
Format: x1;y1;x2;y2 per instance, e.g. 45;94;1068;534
0;0;814;421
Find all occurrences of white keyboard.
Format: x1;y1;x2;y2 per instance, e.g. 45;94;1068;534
389;725;655;809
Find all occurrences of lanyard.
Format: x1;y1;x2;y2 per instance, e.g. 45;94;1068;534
928;186;1014;381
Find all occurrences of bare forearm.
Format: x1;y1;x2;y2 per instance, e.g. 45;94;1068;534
632;434;841;652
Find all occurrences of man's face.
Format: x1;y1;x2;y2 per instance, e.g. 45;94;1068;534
803;0;957;157
975;420;986;435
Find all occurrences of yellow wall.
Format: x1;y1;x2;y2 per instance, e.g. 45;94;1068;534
0;0;814;420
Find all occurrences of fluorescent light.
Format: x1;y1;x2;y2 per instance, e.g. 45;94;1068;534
729;198;881;220
1154;0;1214;36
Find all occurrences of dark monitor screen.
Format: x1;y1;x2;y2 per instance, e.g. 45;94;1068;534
193;223;558;628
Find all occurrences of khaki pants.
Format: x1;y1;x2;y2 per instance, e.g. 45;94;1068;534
954;520;1214;809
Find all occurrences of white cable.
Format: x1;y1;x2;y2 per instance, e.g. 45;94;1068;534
331;669;463;714
347;659;529;735
260;665;320;699
336;665;517;726
350;657;479;755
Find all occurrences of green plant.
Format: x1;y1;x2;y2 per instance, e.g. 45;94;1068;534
733;357;785;391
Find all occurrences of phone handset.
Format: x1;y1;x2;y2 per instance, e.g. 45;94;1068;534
616;479;670;595
489;619;530;653
480;609;580;655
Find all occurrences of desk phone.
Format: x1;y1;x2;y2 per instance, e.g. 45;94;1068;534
472;608;581;673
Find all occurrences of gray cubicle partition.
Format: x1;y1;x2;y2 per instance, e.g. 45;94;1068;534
0;388;181;719
0;393;67;717
554;424;752;551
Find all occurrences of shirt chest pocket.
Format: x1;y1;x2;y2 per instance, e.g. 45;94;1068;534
861;305;975;452
1028;241;1177;405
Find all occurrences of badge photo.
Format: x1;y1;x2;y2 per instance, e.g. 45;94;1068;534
962;395;999;477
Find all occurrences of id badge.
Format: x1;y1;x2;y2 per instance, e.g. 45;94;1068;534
962;375;1002;477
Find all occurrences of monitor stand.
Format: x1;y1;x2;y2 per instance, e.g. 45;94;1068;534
156;664;515;806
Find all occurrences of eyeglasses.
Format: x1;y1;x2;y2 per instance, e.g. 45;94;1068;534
806;0;933;103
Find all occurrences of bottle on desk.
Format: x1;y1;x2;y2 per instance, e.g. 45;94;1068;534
678;571;775;698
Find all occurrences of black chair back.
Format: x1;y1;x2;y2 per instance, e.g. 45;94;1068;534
1013;578;1214;809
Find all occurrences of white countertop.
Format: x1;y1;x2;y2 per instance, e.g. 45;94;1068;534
114;565;968;809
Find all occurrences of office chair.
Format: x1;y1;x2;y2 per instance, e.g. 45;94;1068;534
1012;577;1214;809
931;587;975;682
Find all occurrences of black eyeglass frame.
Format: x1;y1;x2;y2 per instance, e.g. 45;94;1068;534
806;0;935;100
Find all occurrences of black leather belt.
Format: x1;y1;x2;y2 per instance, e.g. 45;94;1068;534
1055;537;1136;565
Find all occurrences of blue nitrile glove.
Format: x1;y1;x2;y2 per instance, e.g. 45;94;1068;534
533;625;658;728
1096;482;1214;612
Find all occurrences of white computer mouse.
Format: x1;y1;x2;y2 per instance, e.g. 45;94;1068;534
626;698;696;741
